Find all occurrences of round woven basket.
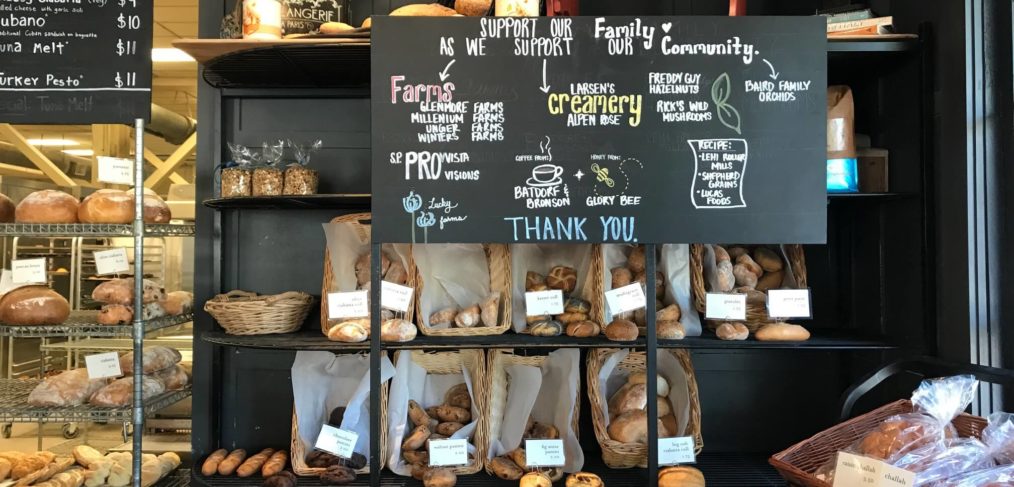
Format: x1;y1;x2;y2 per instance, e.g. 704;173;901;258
413;244;512;337
290;384;389;476
586;348;703;469
203;290;314;335
690;244;808;331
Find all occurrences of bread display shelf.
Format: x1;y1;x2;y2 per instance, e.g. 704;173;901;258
827;36;919;53
0;380;191;424
0;222;196;237
40;337;192;354
0;311;193;338
153;468;190;487
202;194;371;210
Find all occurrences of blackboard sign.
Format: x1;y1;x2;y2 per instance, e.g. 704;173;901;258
0;0;153;124
372;16;827;244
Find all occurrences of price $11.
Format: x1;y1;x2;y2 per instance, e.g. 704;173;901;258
116;39;137;56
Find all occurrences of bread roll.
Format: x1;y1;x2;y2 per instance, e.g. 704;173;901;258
714;261;735;292
556;311;587;324
92;278;166;306
329;319;369;342
727;246;748;260
78;189;132;223
429;307;458;327
381;318;417;342
98;304;132;325
525;271;545;291
658;466;706;487
732;263;758;289
455;0;491;16
753;247;784;272
480;293;499;326
528;319;562;337
402;425;431;451
435;422;464;436
657;304;681;322
628;372;670;396
361;17;372;29
607;410;650;443
546;266;577;294
15;190;79;223
489;457;523;480
319;21;355;34
716;322;749;340
611;267;632;288
529;422;559;439
712;245;730;263
736;254;763;278
657;321;685;340
138;188;171;223
454;304;481;328
119;346;182;375
608;382;647;418
0;193;13;223
423;468;457;487
0;286;70;325
755;322;810;341
628;245;647;273
756;270;784;292
566;472;604;487
73;445;104;468
566;320;600;337
520;472;552;487
391;3;457;16
434;405;471;423
28;368;107;406
384;261;408;285
604;319;638;342
404;450;432;466
89;375;165;407
160;291;193;316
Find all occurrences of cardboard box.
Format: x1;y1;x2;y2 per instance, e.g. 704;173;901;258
858;148;889;193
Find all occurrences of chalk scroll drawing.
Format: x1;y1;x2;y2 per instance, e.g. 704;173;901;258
688;139;748;209
592;158;642;197
711;73;742;134
402;191;423;243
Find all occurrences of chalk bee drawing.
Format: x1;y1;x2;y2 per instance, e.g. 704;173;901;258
592;158;642;197
402;191;423;243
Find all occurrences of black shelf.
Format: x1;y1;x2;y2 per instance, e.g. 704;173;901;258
827;37;919;53
201;42;370;88
666;329;896;350
203;194;371;210
202;329;368;351
827;192;918;201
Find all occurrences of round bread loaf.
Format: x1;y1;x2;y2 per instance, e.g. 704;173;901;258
604;318;638;341
0;193;14;222
0;286;70;325
658;466;706;487
79;189;133;223
15;190;79;223
455;0;491;16
138;188;172;223
391;3;458;16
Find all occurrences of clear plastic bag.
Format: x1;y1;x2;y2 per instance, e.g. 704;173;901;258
944;464;1014;487
892;437;992;485
252;140;285;196
222;142;256;197
284;139;322;195
985;412;1014;465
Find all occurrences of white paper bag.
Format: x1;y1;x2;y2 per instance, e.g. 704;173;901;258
322;221;411;294
291;352;395;462
595;350;692;438
414;244;492;329
601;244;701;337
510;244;595;332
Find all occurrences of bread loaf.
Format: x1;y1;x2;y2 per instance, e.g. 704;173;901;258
89;375;165;407
546;266;577;294
657;321;685;340
520;472;552;487
658;466;706;487
319;21;355;34
756;270;784;292
201;449;228;476
716;322;749;340
217;450;247;476
755;322;810;341
92;278;166;306
566;320;600;337
119;346;182;375
0;286;70;325
139;188;171;223
160;291;193;316
237;449;274;478
260;450;287;477
28;368;107;406
480;293;499;326
489;457;523;480
736;254;764;278
78;189;133;223
454;304;481;328
753;247;784;272
608;383;647;419
0;193;14;223
328;319;369;342
455;0;491;16
381;318;417;342
607;410;649;444
714;261;735;292
566;472;604;487
732;263;758;288
391;3;457;16
712;245;730;263
151;364;189;390
611;267;632;288
627;245;646;273
98;304;132;325
657;304;681;322
604;319;638;341
15;190;79;223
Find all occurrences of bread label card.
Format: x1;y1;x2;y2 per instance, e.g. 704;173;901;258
605;283;647;315
327;291;369;319
833;452;915;487
525;439;565;467
315;424;358;459
766;289;812;318
428;439;468;467
381;281;413;312
658;436;696;465
96;156;135;185
94;248;131;276
11;258;47;285
525;290;564;316
705;293;746;320
85;352;123;379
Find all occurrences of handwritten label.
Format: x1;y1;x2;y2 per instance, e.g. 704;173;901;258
833;452;915;487
767;289;812;318
428;439;468;467
12;258;47;285
525;439;565;467
381;281;414;312
658;436;696;465
705;293;746;320
94;248;130;276
86;352;123;379
327;291;369;319
0;270;14;295
605;283;647;315
525;290;564;316
96;156;135;185
688;139;749;209
315;424;358;459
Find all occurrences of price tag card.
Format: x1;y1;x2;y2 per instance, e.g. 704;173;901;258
327;291;369;319
658;436;696;465
85;352;123;379
315;424;358;459
428;439;468;467
381;281;413;312
525;439;565;467
96;156;135;185
604;283;647;315
525;290;564;316
833;452;915;487
767;289;812;318
11;258;47;285
0;270;14;295
94;248;130;276
705;293;746;320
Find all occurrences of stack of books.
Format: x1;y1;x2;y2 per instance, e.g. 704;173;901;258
819;4;894;37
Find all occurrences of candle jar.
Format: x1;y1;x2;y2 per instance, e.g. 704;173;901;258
243;0;283;39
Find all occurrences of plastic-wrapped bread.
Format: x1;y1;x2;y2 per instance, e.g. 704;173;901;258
89;376;165;407
151;364;189;390
28;369;108;407
119;346;182;375
91;278;166;306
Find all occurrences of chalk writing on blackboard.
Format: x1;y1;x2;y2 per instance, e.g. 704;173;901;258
688;139;748;209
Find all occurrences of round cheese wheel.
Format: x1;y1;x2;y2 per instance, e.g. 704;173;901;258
15;190;79;223
78;189;133;223
0;286;70;325
0;193;14;223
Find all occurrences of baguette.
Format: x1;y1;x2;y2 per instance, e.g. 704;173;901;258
261;450;288;477
237;448;274;478
217;449;247;476
755;322;810;341
201;449;228;476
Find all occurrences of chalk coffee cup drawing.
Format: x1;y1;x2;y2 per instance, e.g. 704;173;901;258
527;164;564;187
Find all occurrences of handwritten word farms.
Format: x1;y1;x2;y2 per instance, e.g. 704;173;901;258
547;93;643;127
390;76;455;104
389;151;478;181
503;216;637;242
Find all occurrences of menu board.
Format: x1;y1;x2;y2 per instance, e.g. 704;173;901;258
0;0;153;124
372;16;827;244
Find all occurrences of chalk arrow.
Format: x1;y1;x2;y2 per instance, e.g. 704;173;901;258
540;59;551;93
439;59;456;81
762;58;780;80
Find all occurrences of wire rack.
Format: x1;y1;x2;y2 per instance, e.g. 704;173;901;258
0;312;193;338
0;380;192;423
156;469;191;487
0;223;196;237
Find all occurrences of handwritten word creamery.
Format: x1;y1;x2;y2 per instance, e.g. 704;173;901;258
372;16;827;244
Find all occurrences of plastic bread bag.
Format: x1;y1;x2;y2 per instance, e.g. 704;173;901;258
984;412;1014;465
891;437;993;485
252;140;285;196
284;139;322;195
220;142;258;197
944;464;1014;487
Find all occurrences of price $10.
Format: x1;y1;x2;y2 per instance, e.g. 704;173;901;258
117;13;141;29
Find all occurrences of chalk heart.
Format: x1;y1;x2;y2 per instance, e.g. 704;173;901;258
661;22;672;33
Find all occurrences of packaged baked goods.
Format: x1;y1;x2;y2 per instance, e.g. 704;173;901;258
28;368;107;406
222;143;258;198
985;412;1014;465
15;189;79;223
946;464;1014;486
283;139;322;195
252;140;285;196
0;285;71;325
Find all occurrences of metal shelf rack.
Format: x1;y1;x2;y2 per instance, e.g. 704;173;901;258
0;223;196;238
0;312;193;338
0;380;192;424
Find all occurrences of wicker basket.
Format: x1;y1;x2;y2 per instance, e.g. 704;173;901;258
391;350;486;475
481;349;580;475
320;213;417;338
691;244;808;331
586;348;704;469
290;383;389;476
769;399;987;487
413;244;512;336
203;290;314;335
512;244;605;335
